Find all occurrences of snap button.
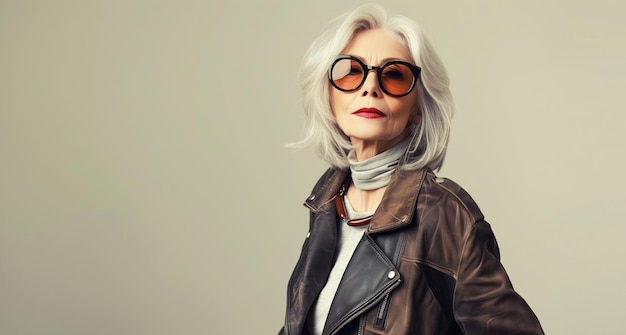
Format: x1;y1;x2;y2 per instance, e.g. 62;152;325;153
306;232;310;238
435;177;445;184
400;215;409;223
387;271;396;279
309;195;316;200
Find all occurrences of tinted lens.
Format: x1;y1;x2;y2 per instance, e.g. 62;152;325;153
330;58;364;91
380;62;415;96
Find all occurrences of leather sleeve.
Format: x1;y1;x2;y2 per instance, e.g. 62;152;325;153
453;220;544;334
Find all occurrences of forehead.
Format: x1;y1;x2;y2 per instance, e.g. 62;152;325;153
342;28;412;62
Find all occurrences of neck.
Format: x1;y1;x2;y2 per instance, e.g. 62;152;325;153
347;137;409;191
346;184;387;213
350;135;407;161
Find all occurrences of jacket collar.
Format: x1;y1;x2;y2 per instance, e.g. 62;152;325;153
303;167;428;234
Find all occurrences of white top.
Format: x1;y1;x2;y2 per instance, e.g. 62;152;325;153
311;195;374;335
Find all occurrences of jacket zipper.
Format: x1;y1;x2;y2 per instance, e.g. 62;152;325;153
374;293;391;330
328;279;400;335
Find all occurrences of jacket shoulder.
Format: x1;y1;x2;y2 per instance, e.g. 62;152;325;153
422;173;485;223
303;167;349;211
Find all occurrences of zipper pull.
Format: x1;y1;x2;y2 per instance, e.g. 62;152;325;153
374;293;391;330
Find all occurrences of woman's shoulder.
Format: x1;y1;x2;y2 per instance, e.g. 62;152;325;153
418;171;485;224
303;167;349;210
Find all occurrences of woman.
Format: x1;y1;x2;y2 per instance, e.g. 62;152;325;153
280;4;543;335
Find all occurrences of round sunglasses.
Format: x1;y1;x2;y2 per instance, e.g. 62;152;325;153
328;55;421;97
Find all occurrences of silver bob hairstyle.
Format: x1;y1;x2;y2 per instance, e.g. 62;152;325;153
291;4;454;171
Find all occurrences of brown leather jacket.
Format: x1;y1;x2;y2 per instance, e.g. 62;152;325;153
279;167;544;335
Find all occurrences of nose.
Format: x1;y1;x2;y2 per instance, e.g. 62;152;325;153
360;68;381;98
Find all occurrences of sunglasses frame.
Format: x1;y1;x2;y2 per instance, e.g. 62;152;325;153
328;55;422;97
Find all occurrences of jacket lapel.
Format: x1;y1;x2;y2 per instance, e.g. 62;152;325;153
322;234;402;335
368;168;427;234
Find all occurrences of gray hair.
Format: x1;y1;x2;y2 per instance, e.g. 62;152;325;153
290;4;454;171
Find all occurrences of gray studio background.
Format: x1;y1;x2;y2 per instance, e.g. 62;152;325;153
1;0;625;334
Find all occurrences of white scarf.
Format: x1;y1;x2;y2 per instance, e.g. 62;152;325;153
347;138;410;190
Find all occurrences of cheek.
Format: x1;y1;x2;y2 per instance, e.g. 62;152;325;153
403;93;420;123
391;100;416;122
407;102;420;123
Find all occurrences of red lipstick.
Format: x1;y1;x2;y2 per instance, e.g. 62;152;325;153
352;107;385;119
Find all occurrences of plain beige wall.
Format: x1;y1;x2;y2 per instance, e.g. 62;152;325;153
1;0;625;334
